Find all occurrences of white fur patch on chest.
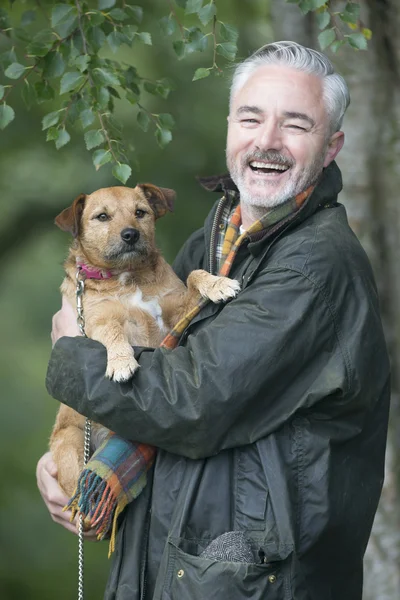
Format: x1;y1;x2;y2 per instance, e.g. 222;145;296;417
128;287;165;332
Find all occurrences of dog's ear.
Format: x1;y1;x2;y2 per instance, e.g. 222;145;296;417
137;183;175;219
55;194;87;237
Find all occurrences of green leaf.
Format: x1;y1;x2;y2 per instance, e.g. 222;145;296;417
298;0;312;15
193;67;210;81
219;22;239;43
137;110;150;132
87;26;106;52
0;49;17;71
216;42;237;61
198;3;216;26
109;8;128;21
42;111;61;130
144;81;156;95
80;108;95;128
107;31;125;53
0;85;4;100
27;29;55;57
185;0;203;15
318;28;336;50
51;4;75;27
330;40;345;53
94;86;110;109
158;113;175;129
46;126;59;141
88;10;105;26
34;81;55;103
93;67;120;86
159;15;176;36
60;71;85;94
175;0;188;7
137;32;152;45
315;10;330;30
126;5;143;23
173;40;186;60
92;149;112;170
21;10;36;26
121;24;138;42
99;0;116;8
5;62;26;80
347;32;368;50
155;127;172;148
0;103;15;130
186;27;208;53
22;81;35;108
341;2;360;24
309;0;327;8
84;129;105;150
74;55;90;73
43;52;65;78
112;163;132;184
126;89;139;104
55;128;71;149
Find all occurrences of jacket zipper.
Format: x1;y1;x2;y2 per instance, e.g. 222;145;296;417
209;195;228;275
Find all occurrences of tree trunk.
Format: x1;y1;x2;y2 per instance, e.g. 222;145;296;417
270;2;400;598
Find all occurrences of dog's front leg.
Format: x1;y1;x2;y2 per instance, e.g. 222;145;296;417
87;303;139;382
186;270;241;304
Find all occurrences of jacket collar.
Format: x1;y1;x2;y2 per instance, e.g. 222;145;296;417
199;161;343;257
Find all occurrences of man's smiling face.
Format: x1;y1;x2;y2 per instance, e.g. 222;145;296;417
226;65;343;217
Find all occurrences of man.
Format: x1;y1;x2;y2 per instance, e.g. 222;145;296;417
38;41;390;599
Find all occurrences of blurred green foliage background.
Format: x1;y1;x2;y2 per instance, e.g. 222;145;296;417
0;1;274;598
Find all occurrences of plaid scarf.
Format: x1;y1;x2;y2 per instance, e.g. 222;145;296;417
66;186;313;555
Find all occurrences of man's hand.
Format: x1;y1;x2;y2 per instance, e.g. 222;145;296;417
36;452;98;540
51;296;81;346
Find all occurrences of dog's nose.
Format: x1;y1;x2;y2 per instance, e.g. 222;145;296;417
121;228;140;245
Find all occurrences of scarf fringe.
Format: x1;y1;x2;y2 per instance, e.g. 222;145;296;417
64;469;121;558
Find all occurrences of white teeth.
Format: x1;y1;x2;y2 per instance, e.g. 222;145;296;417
249;161;288;171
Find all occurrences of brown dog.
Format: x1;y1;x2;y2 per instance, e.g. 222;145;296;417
49;184;240;496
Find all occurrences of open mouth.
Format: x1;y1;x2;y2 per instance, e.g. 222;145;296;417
249;161;290;175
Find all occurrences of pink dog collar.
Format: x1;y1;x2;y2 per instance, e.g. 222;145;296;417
77;262;113;280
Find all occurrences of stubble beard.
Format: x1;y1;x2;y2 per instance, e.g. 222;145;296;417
227;148;327;210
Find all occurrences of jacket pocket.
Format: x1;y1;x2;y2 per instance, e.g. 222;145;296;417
160;537;289;600
235;445;269;531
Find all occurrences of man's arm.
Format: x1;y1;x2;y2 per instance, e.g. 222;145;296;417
46;266;349;459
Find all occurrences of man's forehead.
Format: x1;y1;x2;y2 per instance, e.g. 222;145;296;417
231;65;324;112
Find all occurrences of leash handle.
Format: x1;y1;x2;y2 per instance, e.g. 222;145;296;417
75;267;92;600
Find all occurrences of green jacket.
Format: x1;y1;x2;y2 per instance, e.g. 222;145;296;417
46;162;390;600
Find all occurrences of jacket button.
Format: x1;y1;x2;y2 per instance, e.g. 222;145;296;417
177;569;184;578
268;574;277;584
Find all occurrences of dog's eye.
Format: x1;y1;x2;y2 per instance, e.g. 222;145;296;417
96;213;109;221
135;209;147;219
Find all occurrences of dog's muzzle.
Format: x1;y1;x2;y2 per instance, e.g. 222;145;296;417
121;228;140;246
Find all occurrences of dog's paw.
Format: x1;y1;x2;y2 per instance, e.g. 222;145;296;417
203;275;241;303
106;355;140;382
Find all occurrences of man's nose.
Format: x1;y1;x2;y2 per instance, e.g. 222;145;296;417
255;122;283;151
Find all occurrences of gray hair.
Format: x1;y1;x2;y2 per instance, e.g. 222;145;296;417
230;41;350;134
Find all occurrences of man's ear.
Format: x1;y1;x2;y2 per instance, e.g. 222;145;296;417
137;183;175;219
323;131;345;167
54;194;87;237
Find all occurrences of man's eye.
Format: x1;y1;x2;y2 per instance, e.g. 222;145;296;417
135;209;147;218
242;119;258;124
96;213;109;221
287;124;306;131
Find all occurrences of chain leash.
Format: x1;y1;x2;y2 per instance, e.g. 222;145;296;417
75;267;92;600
